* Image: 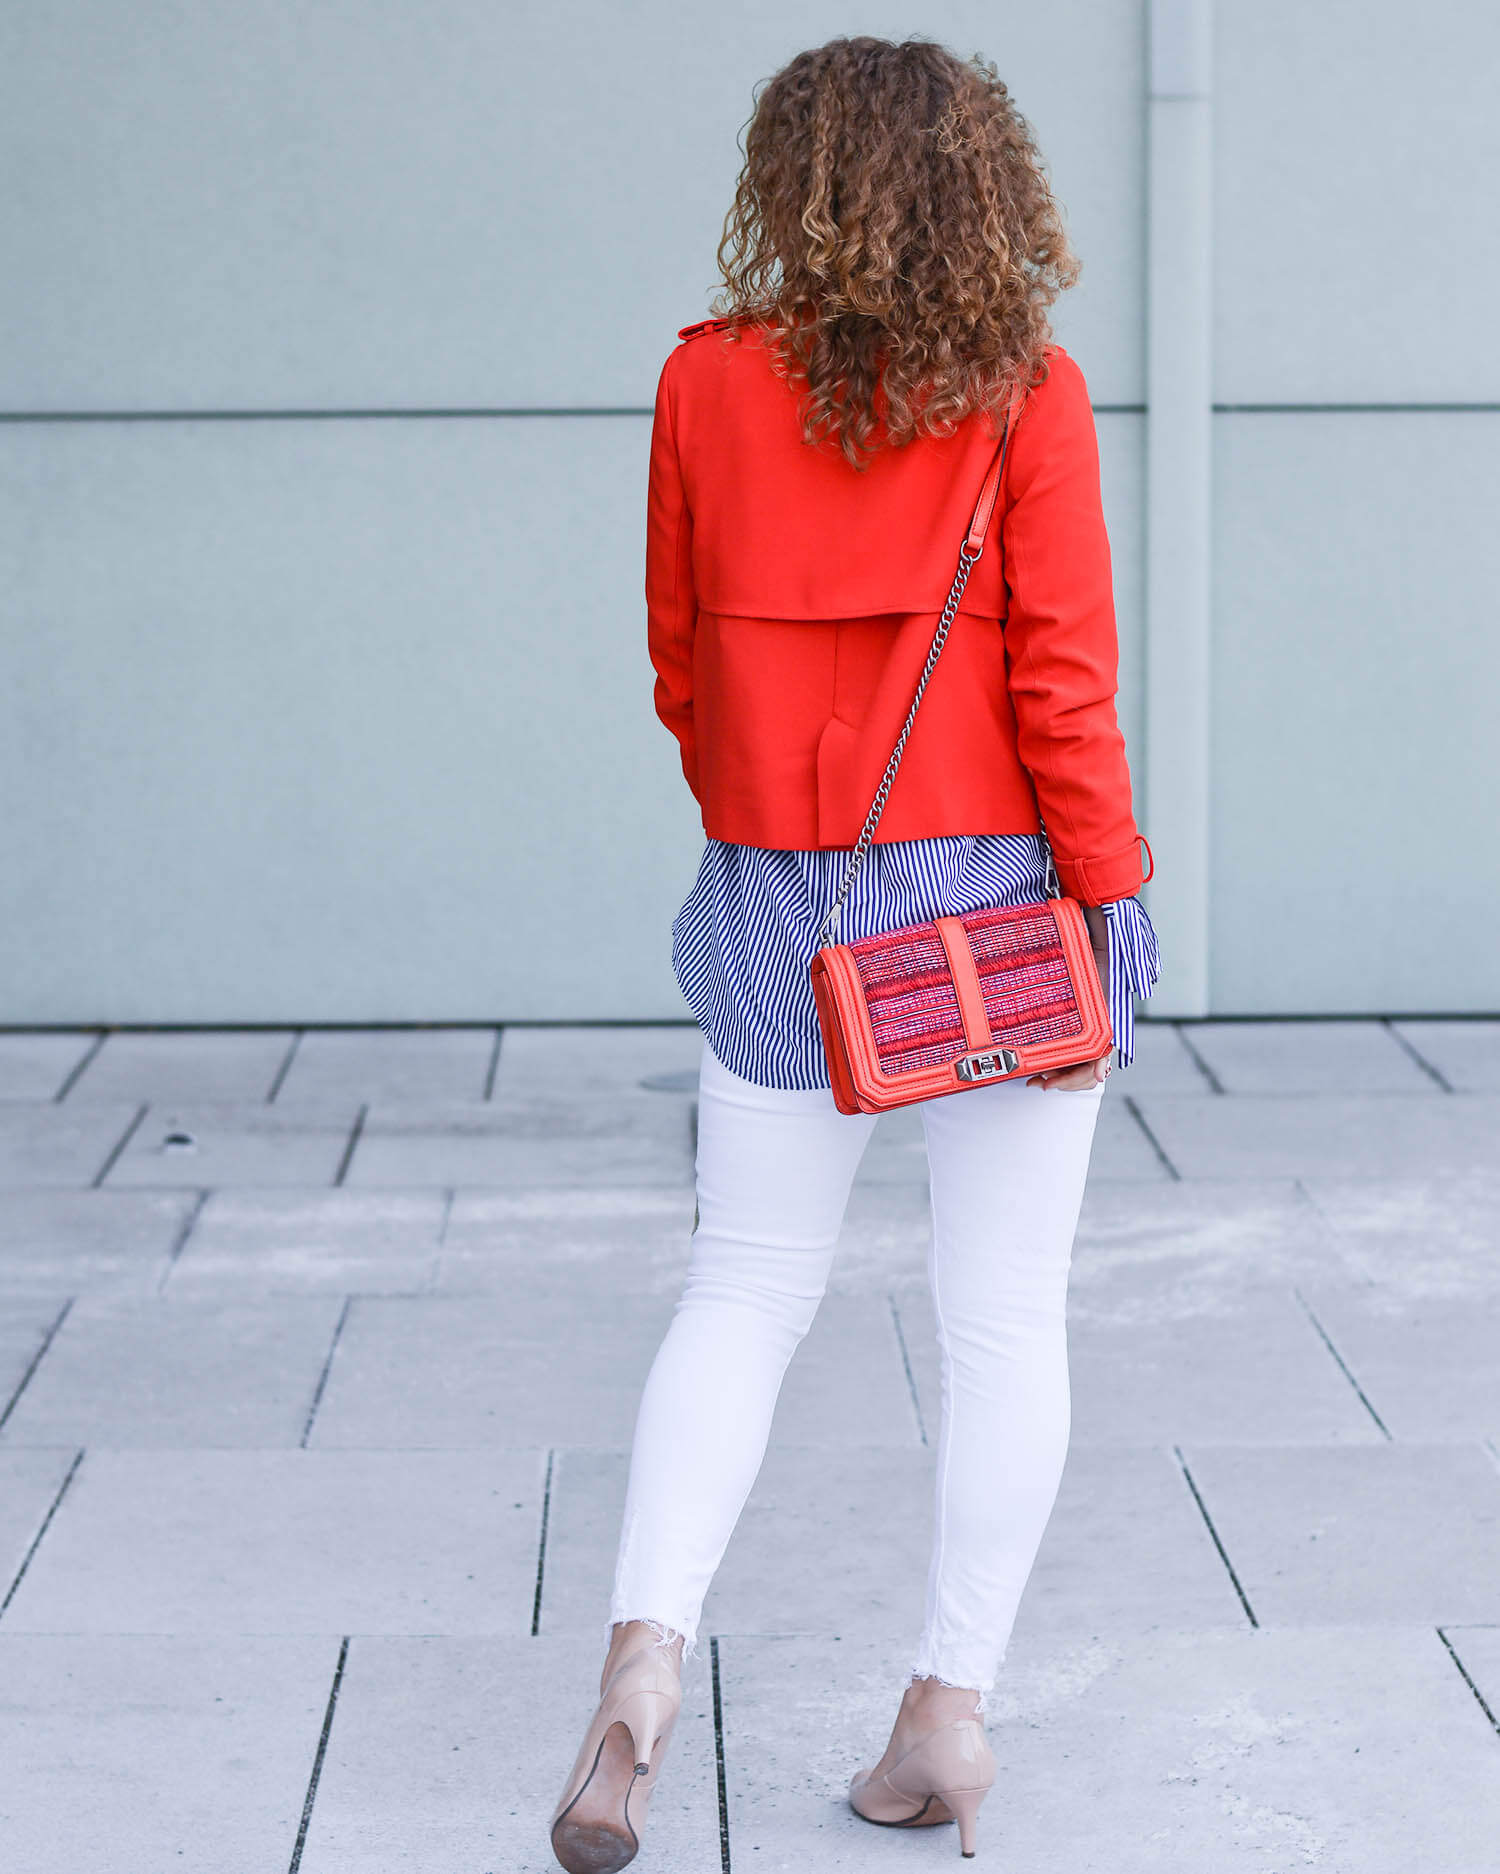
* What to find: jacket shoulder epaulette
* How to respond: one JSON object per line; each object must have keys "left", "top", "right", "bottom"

{"left": 677, "top": 316, "right": 732, "bottom": 343}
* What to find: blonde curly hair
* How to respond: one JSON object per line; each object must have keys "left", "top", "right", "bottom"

{"left": 712, "top": 35, "right": 1080, "bottom": 468}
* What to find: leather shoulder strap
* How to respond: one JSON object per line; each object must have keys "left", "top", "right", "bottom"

{"left": 962, "top": 427, "right": 1011, "bottom": 556}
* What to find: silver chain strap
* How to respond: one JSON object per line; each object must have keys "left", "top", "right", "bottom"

{"left": 813, "top": 425, "right": 1059, "bottom": 952}
{"left": 814, "top": 541, "right": 977, "bottom": 950}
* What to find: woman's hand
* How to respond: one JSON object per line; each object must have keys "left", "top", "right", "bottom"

{"left": 1026, "top": 903, "right": 1114, "bottom": 1090}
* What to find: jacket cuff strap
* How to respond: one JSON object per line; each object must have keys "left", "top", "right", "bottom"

{"left": 1055, "top": 838, "right": 1149, "bottom": 904}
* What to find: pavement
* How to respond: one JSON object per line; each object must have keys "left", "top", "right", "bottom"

{"left": 0, "top": 1016, "right": 1498, "bottom": 1872}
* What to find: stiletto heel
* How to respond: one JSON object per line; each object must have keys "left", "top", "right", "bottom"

{"left": 615, "top": 1686, "right": 676, "bottom": 1775}
{"left": 849, "top": 1715, "right": 996, "bottom": 1857}
{"left": 939, "top": 1782, "right": 986, "bottom": 1857}
{"left": 550, "top": 1640, "right": 683, "bottom": 1874}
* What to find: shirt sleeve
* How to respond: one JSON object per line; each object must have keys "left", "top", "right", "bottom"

{"left": 1001, "top": 349, "right": 1147, "bottom": 904}
{"left": 1099, "top": 895, "right": 1161, "bottom": 1068}
{"left": 645, "top": 347, "right": 700, "bottom": 797}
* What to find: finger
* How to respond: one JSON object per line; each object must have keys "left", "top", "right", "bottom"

{"left": 1027, "top": 1064, "right": 1101, "bottom": 1091}
{"left": 1027, "top": 1054, "right": 1112, "bottom": 1091}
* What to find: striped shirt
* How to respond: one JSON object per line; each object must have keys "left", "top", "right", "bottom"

{"left": 671, "top": 834, "right": 1160, "bottom": 1092}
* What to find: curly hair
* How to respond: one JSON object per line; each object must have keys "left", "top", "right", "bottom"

{"left": 711, "top": 36, "right": 1080, "bottom": 469}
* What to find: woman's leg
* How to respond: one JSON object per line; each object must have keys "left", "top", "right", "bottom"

{"left": 607, "top": 1039, "right": 878, "bottom": 1655}
{"left": 911, "top": 1075, "right": 1105, "bottom": 1704}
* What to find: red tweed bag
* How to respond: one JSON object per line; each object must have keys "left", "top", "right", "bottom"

{"left": 811, "top": 899, "right": 1112, "bottom": 1115}
{"left": 809, "top": 419, "right": 1114, "bottom": 1116}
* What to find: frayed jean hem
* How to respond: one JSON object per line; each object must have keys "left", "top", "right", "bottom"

{"left": 906, "top": 1655, "right": 995, "bottom": 1718}
{"left": 604, "top": 1609, "right": 699, "bottom": 1666}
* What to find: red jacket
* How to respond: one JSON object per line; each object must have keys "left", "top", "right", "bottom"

{"left": 646, "top": 318, "right": 1150, "bottom": 904}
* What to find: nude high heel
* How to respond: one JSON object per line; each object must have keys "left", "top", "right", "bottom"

{"left": 550, "top": 1640, "right": 683, "bottom": 1874}
{"left": 849, "top": 1716, "right": 997, "bottom": 1858}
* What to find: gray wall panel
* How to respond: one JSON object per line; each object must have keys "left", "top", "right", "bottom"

{"left": 0, "top": 407, "right": 1144, "bottom": 1024}
{"left": 0, "top": 2, "right": 1144, "bottom": 413}
{"left": 1216, "top": 1, "right": 1500, "bottom": 402}
{"left": 1211, "top": 412, "right": 1500, "bottom": 1011}
{"left": 1097, "top": 414, "right": 1147, "bottom": 783}
{"left": 0, "top": 414, "right": 703, "bottom": 1022}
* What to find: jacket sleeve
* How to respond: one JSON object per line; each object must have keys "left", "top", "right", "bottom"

{"left": 1000, "top": 349, "right": 1147, "bottom": 903}
{"left": 645, "top": 348, "right": 700, "bottom": 798}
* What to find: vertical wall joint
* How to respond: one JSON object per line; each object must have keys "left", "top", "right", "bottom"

{"left": 1144, "top": 0, "right": 1213, "bottom": 1015}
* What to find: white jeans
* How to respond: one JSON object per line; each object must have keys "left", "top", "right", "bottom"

{"left": 608, "top": 1039, "right": 1104, "bottom": 1699}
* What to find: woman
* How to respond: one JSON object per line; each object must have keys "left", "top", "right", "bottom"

{"left": 551, "top": 35, "right": 1159, "bottom": 1871}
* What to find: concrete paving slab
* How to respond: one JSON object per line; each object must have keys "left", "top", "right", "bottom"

{"left": 0, "top": 1031, "right": 97, "bottom": 1100}
{"left": 1181, "top": 1442, "right": 1500, "bottom": 1625}
{"left": 716, "top": 1630, "right": 936, "bottom": 1874}
{"left": 1067, "top": 1244, "right": 1334, "bottom": 1328}
{"left": 431, "top": 1248, "right": 685, "bottom": 1311}
{"left": 0, "top": 1296, "right": 344, "bottom": 1447}
{"left": 104, "top": 1100, "right": 361, "bottom": 1187}
{"left": 436, "top": 1186, "right": 696, "bottom": 1296}
{"left": 0, "top": 1448, "right": 80, "bottom": 1599}
{"left": 296, "top": 1634, "right": 722, "bottom": 1873}
{"left": 0, "top": 1298, "right": 72, "bottom": 1420}
{"left": 493, "top": 1023, "right": 704, "bottom": 1099}
{"left": 2, "top": 1448, "right": 543, "bottom": 1635}
{"left": 308, "top": 1290, "right": 916, "bottom": 1451}
{"left": 871, "top": 1180, "right": 1348, "bottom": 1315}
{"left": 851, "top": 1089, "right": 1169, "bottom": 1188}
{"left": 1299, "top": 1169, "right": 1500, "bottom": 1297}
{"left": 347, "top": 1097, "right": 695, "bottom": 1188}
{"left": 0, "top": 1634, "right": 336, "bottom": 1874}
{"left": 895, "top": 1285, "right": 1382, "bottom": 1446}
{"left": 0, "top": 1188, "right": 196, "bottom": 1298}
{"left": 773, "top": 1295, "right": 923, "bottom": 1448}
{"left": 1176, "top": 1019, "right": 1439, "bottom": 1094}
{"left": 1089, "top": 1094, "right": 1175, "bottom": 1180}
{"left": 882, "top": 1180, "right": 1344, "bottom": 1323}
{"left": 531, "top": 1447, "right": 628, "bottom": 1635}
{"left": 1134, "top": 1094, "right": 1500, "bottom": 1181}
{"left": 0, "top": 1100, "right": 141, "bottom": 1187}
{"left": 1297, "top": 1285, "right": 1500, "bottom": 1440}
{"left": 851, "top": 1105, "right": 928, "bottom": 1186}
{"left": 1068, "top": 1293, "right": 1383, "bottom": 1445}
{"left": 1392, "top": 1019, "right": 1500, "bottom": 1091}
{"left": 1443, "top": 1625, "right": 1500, "bottom": 1727}
{"left": 1012, "top": 1444, "right": 1251, "bottom": 1636}
{"left": 834, "top": 1173, "right": 1280, "bottom": 1294}
{"left": 669, "top": 1444, "right": 1245, "bottom": 1640}
{"left": 827, "top": 1184, "right": 934, "bottom": 1293}
{"left": 538, "top": 1443, "right": 1245, "bottom": 1643}
{"left": 1070, "top": 1178, "right": 1353, "bottom": 1309}
{"left": 276, "top": 1026, "right": 498, "bottom": 1102}
{"left": 1117, "top": 1020, "right": 1216, "bottom": 1093}
{"left": 67, "top": 1029, "right": 296, "bottom": 1102}
{"left": 715, "top": 1625, "right": 1500, "bottom": 1872}
{"left": 978, "top": 1625, "right": 1500, "bottom": 1872}
{"left": 308, "top": 1293, "right": 676, "bottom": 1448}
{"left": 165, "top": 1188, "right": 444, "bottom": 1296}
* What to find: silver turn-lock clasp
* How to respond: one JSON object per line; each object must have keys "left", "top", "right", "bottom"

{"left": 955, "top": 1048, "right": 1021, "bottom": 1082}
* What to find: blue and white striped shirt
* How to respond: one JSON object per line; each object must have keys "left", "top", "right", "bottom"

{"left": 671, "top": 834, "right": 1160, "bottom": 1092}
